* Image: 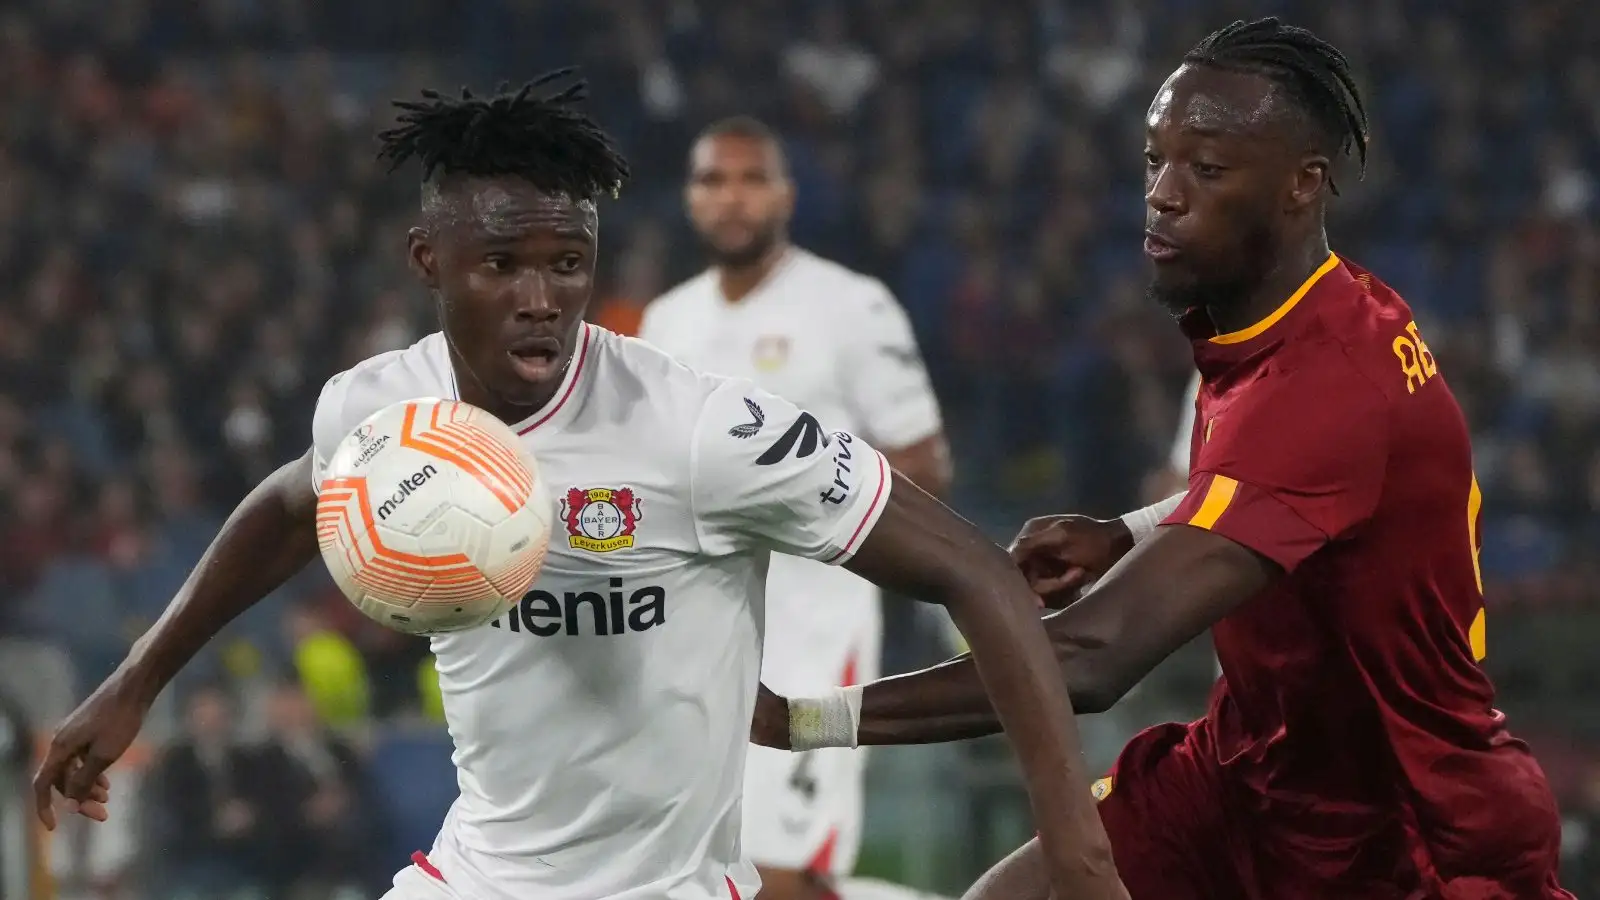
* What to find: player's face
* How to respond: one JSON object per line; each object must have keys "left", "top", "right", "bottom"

{"left": 1142, "top": 65, "right": 1302, "bottom": 315}
{"left": 408, "top": 178, "right": 597, "bottom": 412}
{"left": 685, "top": 134, "right": 794, "bottom": 267}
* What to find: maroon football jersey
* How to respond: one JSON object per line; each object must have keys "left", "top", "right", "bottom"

{"left": 1165, "top": 254, "right": 1567, "bottom": 895}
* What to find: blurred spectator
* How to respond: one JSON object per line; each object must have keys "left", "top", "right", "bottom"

{"left": 254, "top": 682, "right": 379, "bottom": 899}
{"left": 285, "top": 602, "right": 371, "bottom": 731}
{"left": 145, "top": 685, "right": 268, "bottom": 900}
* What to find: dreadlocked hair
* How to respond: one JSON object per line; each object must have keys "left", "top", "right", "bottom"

{"left": 377, "top": 68, "right": 630, "bottom": 201}
{"left": 1185, "top": 17, "right": 1369, "bottom": 194}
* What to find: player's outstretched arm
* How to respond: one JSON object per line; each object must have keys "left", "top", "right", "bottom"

{"left": 33, "top": 449, "right": 320, "bottom": 828}
{"left": 692, "top": 381, "right": 1122, "bottom": 898}
{"left": 774, "top": 356, "right": 1389, "bottom": 749}
{"left": 840, "top": 475, "right": 1124, "bottom": 897}
{"left": 840, "top": 523, "right": 1277, "bottom": 746}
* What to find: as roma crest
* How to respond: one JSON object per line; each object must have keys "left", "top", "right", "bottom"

{"left": 561, "top": 487, "right": 641, "bottom": 553}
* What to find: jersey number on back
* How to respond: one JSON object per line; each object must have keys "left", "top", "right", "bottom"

{"left": 789, "top": 752, "right": 819, "bottom": 802}
{"left": 1467, "top": 474, "right": 1486, "bottom": 662}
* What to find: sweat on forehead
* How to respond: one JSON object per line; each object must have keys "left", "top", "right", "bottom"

{"left": 1149, "top": 65, "right": 1304, "bottom": 142}
{"left": 420, "top": 177, "right": 598, "bottom": 234}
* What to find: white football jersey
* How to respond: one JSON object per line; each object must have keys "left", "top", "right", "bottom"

{"left": 310, "top": 324, "right": 893, "bottom": 900}
{"left": 639, "top": 247, "right": 939, "bottom": 696}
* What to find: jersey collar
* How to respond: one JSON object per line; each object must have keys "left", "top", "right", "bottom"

{"left": 714, "top": 246, "right": 801, "bottom": 307}
{"left": 1186, "top": 253, "right": 1347, "bottom": 377}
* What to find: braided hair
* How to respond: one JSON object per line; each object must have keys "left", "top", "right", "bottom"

{"left": 377, "top": 68, "right": 630, "bottom": 203}
{"left": 1185, "top": 17, "right": 1369, "bottom": 194}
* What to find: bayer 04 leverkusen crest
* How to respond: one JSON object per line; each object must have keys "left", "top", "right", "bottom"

{"left": 561, "top": 487, "right": 641, "bottom": 553}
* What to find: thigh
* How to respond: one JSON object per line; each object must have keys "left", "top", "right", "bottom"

{"left": 742, "top": 744, "right": 862, "bottom": 874}
{"left": 1094, "top": 722, "right": 1244, "bottom": 900}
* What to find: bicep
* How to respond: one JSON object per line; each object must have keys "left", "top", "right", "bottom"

{"left": 282, "top": 448, "right": 319, "bottom": 517}
{"left": 882, "top": 432, "right": 952, "bottom": 496}
{"left": 843, "top": 471, "right": 1012, "bottom": 602}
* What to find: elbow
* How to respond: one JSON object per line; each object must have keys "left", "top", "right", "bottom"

{"left": 1044, "top": 619, "right": 1134, "bottom": 715}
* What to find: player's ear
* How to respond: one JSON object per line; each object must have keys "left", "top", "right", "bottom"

{"left": 1290, "top": 153, "right": 1331, "bottom": 210}
{"left": 408, "top": 227, "right": 440, "bottom": 289}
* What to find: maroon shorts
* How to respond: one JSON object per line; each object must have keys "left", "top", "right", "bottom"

{"left": 1093, "top": 721, "right": 1571, "bottom": 899}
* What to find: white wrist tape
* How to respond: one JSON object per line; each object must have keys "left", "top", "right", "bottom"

{"left": 788, "top": 685, "right": 863, "bottom": 751}
{"left": 1119, "top": 492, "right": 1187, "bottom": 544}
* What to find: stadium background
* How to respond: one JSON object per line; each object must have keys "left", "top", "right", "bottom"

{"left": 2, "top": 0, "right": 1599, "bottom": 897}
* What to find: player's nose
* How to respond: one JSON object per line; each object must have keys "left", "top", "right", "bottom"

{"left": 1145, "top": 163, "right": 1185, "bottom": 215}
{"left": 510, "top": 280, "right": 560, "bottom": 320}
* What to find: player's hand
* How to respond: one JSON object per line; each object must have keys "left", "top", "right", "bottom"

{"left": 33, "top": 672, "right": 154, "bottom": 830}
{"left": 750, "top": 683, "right": 791, "bottom": 750}
{"left": 1008, "top": 515, "right": 1134, "bottom": 607}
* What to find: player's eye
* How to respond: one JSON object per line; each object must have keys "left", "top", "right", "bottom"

{"left": 551, "top": 253, "right": 584, "bottom": 275}
{"left": 1193, "top": 162, "right": 1225, "bottom": 179}
{"left": 483, "top": 254, "right": 515, "bottom": 273}
{"left": 1144, "top": 151, "right": 1161, "bottom": 169}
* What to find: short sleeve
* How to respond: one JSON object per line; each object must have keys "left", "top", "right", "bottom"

{"left": 1162, "top": 365, "right": 1389, "bottom": 572}
{"left": 839, "top": 282, "right": 943, "bottom": 450}
{"left": 692, "top": 379, "right": 893, "bottom": 564}
{"left": 309, "top": 371, "right": 356, "bottom": 490}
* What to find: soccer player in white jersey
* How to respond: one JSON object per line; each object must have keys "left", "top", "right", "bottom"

{"left": 639, "top": 117, "right": 951, "bottom": 900}
{"left": 32, "top": 74, "right": 1127, "bottom": 900}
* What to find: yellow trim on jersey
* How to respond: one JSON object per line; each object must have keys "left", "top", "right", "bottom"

{"left": 1090, "top": 776, "right": 1114, "bottom": 801}
{"left": 1468, "top": 608, "right": 1486, "bottom": 662}
{"left": 1209, "top": 253, "right": 1340, "bottom": 345}
{"left": 1187, "top": 475, "right": 1239, "bottom": 530}
{"left": 1467, "top": 476, "right": 1483, "bottom": 594}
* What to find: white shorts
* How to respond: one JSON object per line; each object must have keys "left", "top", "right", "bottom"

{"left": 741, "top": 742, "right": 867, "bottom": 875}
{"left": 381, "top": 850, "right": 756, "bottom": 900}
{"left": 743, "top": 555, "right": 881, "bottom": 875}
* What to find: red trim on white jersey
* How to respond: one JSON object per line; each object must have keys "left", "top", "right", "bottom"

{"left": 411, "top": 850, "right": 446, "bottom": 883}
{"left": 824, "top": 450, "right": 890, "bottom": 564}
{"left": 516, "top": 323, "right": 594, "bottom": 436}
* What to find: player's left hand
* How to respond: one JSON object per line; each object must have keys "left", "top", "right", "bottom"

{"left": 750, "top": 683, "right": 791, "bottom": 749}
{"left": 1008, "top": 515, "right": 1133, "bottom": 607}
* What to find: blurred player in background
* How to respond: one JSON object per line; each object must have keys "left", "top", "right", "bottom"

{"left": 33, "top": 75, "right": 1124, "bottom": 900}
{"left": 640, "top": 117, "right": 953, "bottom": 900}
{"left": 760, "top": 18, "right": 1573, "bottom": 899}
{"left": 1148, "top": 371, "right": 1199, "bottom": 500}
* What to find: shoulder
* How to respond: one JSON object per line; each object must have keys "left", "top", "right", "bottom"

{"left": 640, "top": 270, "right": 716, "bottom": 329}
{"left": 581, "top": 326, "right": 735, "bottom": 449}
{"left": 787, "top": 249, "right": 899, "bottom": 318}
{"left": 313, "top": 334, "right": 451, "bottom": 446}
{"left": 1293, "top": 258, "right": 1427, "bottom": 405}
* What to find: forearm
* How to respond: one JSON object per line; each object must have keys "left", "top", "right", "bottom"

{"left": 123, "top": 452, "right": 320, "bottom": 696}
{"left": 853, "top": 622, "right": 1107, "bottom": 746}
{"left": 939, "top": 554, "right": 1114, "bottom": 886}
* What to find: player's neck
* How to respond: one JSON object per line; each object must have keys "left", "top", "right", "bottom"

{"left": 448, "top": 347, "right": 565, "bottom": 425}
{"left": 716, "top": 242, "right": 790, "bottom": 304}
{"left": 1208, "top": 237, "right": 1331, "bottom": 335}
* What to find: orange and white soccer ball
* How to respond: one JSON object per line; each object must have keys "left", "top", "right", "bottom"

{"left": 315, "top": 399, "right": 552, "bottom": 635}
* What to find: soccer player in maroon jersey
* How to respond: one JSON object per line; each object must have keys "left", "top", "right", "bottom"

{"left": 752, "top": 18, "right": 1572, "bottom": 899}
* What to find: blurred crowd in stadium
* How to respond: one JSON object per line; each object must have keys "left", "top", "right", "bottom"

{"left": 3, "top": 0, "right": 1600, "bottom": 897}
